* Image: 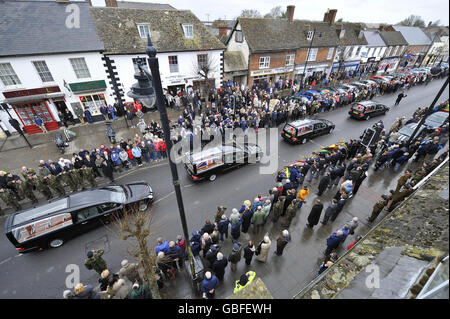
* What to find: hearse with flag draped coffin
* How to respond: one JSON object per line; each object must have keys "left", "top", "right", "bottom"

{"left": 281, "top": 118, "right": 335, "bottom": 144}
{"left": 185, "top": 144, "right": 263, "bottom": 181}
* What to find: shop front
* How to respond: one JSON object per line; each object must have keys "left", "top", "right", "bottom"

{"left": 164, "top": 75, "right": 187, "bottom": 96}
{"left": 68, "top": 80, "right": 108, "bottom": 122}
{"left": 378, "top": 57, "right": 400, "bottom": 72}
{"left": 249, "top": 66, "right": 294, "bottom": 88}
{"left": 2, "top": 86, "right": 64, "bottom": 134}
{"left": 330, "top": 60, "right": 361, "bottom": 73}
{"left": 294, "top": 62, "right": 331, "bottom": 82}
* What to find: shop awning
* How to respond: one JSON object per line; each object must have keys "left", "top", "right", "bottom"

{"left": 2, "top": 91, "right": 65, "bottom": 104}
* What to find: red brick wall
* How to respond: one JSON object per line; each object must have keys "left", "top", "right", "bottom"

{"left": 249, "top": 51, "right": 297, "bottom": 71}
{"left": 295, "top": 47, "right": 335, "bottom": 64}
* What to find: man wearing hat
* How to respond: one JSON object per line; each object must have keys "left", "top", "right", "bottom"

{"left": 233, "top": 271, "right": 256, "bottom": 294}
{"left": 388, "top": 184, "right": 414, "bottom": 211}
{"left": 395, "top": 169, "right": 412, "bottom": 193}
{"left": 201, "top": 271, "right": 219, "bottom": 299}
{"left": 119, "top": 259, "right": 140, "bottom": 283}
{"left": 228, "top": 242, "right": 242, "bottom": 271}
{"left": 84, "top": 249, "right": 107, "bottom": 275}
{"left": 367, "top": 194, "right": 389, "bottom": 222}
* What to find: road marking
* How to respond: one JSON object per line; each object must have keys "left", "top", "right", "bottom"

{"left": 153, "top": 191, "right": 175, "bottom": 204}
{"left": 0, "top": 257, "right": 12, "bottom": 266}
{"left": 309, "top": 140, "right": 325, "bottom": 148}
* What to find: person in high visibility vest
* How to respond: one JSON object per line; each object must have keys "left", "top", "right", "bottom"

{"left": 233, "top": 271, "right": 256, "bottom": 294}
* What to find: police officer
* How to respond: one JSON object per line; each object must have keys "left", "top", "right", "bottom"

{"left": 367, "top": 194, "right": 389, "bottom": 222}
{"left": 84, "top": 249, "right": 107, "bottom": 275}
{"left": 233, "top": 271, "right": 256, "bottom": 294}
{"left": 0, "top": 188, "right": 22, "bottom": 212}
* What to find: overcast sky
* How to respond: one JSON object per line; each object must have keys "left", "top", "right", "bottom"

{"left": 117, "top": 0, "right": 449, "bottom": 25}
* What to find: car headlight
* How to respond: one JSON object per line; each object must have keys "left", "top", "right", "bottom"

{"left": 148, "top": 194, "right": 153, "bottom": 199}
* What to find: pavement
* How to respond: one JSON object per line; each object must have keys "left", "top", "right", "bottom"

{"left": 0, "top": 78, "right": 448, "bottom": 299}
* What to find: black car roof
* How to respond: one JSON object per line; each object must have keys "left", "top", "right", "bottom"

{"left": 7, "top": 188, "right": 121, "bottom": 229}
{"left": 287, "top": 119, "right": 325, "bottom": 127}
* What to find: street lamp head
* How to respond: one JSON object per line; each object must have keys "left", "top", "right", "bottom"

{"left": 146, "top": 33, "right": 157, "bottom": 58}
{"left": 127, "top": 68, "right": 156, "bottom": 108}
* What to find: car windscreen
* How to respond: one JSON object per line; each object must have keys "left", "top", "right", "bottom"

{"left": 426, "top": 113, "right": 448, "bottom": 126}
{"left": 283, "top": 124, "right": 296, "bottom": 134}
{"left": 100, "top": 185, "right": 127, "bottom": 203}
{"left": 398, "top": 126, "right": 415, "bottom": 137}
{"left": 351, "top": 104, "right": 366, "bottom": 111}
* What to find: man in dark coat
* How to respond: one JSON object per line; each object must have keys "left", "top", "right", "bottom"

{"left": 241, "top": 208, "right": 254, "bottom": 233}
{"left": 306, "top": 199, "right": 324, "bottom": 228}
{"left": 321, "top": 199, "right": 338, "bottom": 225}
{"left": 394, "top": 92, "right": 406, "bottom": 106}
{"left": 325, "top": 230, "right": 344, "bottom": 256}
{"left": 317, "top": 172, "right": 331, "bottom": 196}
{"left": 243, "top": 241, "right": 255, "bottom": 266}
{"left": 330, "top": 194, "right": 347, "bottom": 222}
{"left": 212, "top": 252, "right": 228, "bottom": 281}
{"left": 101, "top": 160, "right": 114, "bottom": 183}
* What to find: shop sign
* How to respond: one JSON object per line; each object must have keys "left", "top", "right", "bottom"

{"left": 3, "top": 86, "right": 61, "bottom": 99}
{"left": 250, "top": 66, "right": 294, "bottom": 77}
{"left": 69, "top": 80, "right": 106, "bottom": 93}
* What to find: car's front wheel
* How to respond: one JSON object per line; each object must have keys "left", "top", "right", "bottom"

{"left": 301, "top": 138, "right": 308, "bottom": 144}
{"left": 138, "top": 199, "right": 149, "bottom": 211}
{"left": 49, "top": 238, "right": 64, "bottom": 249}
{"left": 328, "top": 127, "right": 334, "bottom": 134}
{"left": 209, "top": 174, "right": 217, "bottom": 182}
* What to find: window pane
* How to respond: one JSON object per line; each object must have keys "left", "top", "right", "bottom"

{"left": 70, "top": 58, "right": 91, "bottom": 79}
{"left": 32, "top": 61, "right": 54, "bottom": 82}
{"left": 0, "top": 63, "right": 21, "bottom": 86}
{"left": 169, "top": 56, "right": 178, "bottom": 73}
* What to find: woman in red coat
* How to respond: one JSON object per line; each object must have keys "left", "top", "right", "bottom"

{"left": 126, "top": 145, "right": 135, "bottom": 166}
{"left": 159, "top": 140, "right": 167, "bottom": 158}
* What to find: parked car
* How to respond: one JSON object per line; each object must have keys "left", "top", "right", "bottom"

{"left": 281, "top": 118, "right": 335, "bottom": 144}
{"left": 328, "top": 86, "right": 347, "bottom": 94}
{"left": 394, "top": 123, "right": 427, "bottom": 144}
{"left": 370, "top": 75, "right": 391, "bottom": 83}
{"left": 359, "top": 79, "right": 377, "bottom": 86}
{"left": 348, "top": 100, "right": 389, "bottom": 120}
{"left": 294, "top": 90, "right": 320, "bottom": 101}
{"left": 424, "top": 111, "right": 449, "bottom": 131}
{"left": 5, "top": 182, "right": 154, "bottom": 253}
{"left": 185, "top": 143, "right": 263, "bottom": 182}
{"left": 339, "top": 84, "right": 358, "bottom": 91}
{"left": 350, "top": 82, "right": 368, "bottom": 90}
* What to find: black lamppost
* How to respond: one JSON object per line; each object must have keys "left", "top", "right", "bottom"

{"left": 301, "top": 28, "right": 316, "bottom": 90}
{"left": 128, "top": 35, "right": 197, "bottom": 285}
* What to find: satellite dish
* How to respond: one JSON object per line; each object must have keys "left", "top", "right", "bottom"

{"left": 430, "top": 66, "right": 442, "bottom": 77}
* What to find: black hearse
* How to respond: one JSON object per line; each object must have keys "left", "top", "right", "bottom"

{"left": 281, "top": 118, "right": 335, "bottom": 144}
{"left": 185, "top": 144, "right": 263, "bottom": 181}
{"left": 5, "top": 182, "right": 153, "bottom": 253}
{"left": 348, "top": 100, "right": 389, "bottom": 120}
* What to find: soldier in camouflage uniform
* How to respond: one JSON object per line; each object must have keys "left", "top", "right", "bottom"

{"left": 61, "top": 171, "right": 78, "bottom": 193}
{"left": 70, "top": 169, "right": 84, "bottom": 191}
{"left": 214, "top": 206, "right": 227, "bottom": 224}
{"left": 81, "top": 166, "right": 97, "bottom": 188}
{"left": 271, "top": 196, "right": 286, "bottom": 223}
{"left": 281, "top": 199, "right": 297, "bottom": 229}
{"left": 0, "top": 188, "right": 22, "bottom": 212}
{"left": 48, "top": 174, "right": 66, "bottom": 197}
{"left": 34, "top": 175, "right": 53, "bottom": 200}
{"left": 15, "top": 179, "right": 38, "bottom": 204}
{"left": 84, "top": 249, "right": 107, "bottom": 275}
{"left": 37, "top": 165, "right": 51, "bottom": 179}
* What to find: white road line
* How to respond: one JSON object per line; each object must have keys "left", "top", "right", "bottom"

{"left": 0, "top": 257, "right": 12, "bottom": 266}
{"left": 309, "top": 140, "right": 325, "bottom": 148}
{"left": 153, "top": 191, "right": 175, "bottom": 204}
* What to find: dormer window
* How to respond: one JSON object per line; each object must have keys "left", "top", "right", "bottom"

{"left": 182, "top": 24, "right": 194, "bottom": 39}
{"left": 339, "top": 29, "right": 345, "bottom": 39}
{"left": 307, "top": 31, "right": 314, "bottom": 41}
{"left": 137, "top": 24, "right": 150, "bottom": 39}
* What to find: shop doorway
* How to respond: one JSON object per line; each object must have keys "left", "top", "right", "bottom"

{"left": 13, "top": 101, "right": 58, "bottom": 134}
{"left": 167, "top": 84, "right": 186, "bottom": 96}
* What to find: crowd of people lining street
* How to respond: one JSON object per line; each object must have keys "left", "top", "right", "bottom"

{"left": 1, "top": 64, "right": 448, "bottom": 299}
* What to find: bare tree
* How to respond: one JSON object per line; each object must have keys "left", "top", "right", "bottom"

{"left": 192, "top": 53, "right": 219, "bottom": 108}
{"left": 239, "top": 9, "right": 262, "bottom": 18}
{"left": 263, "top": 6, "right": 286, "bottom": 19}
{"left": 113, "top": 205, "right": 162, "bottom": 299}
{"left": 397, "top": 15, "right": 425, "bottom": 27}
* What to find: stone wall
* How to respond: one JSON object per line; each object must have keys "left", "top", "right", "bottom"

{"left": 296, "top": 161, "right": 449, "bottom": 299}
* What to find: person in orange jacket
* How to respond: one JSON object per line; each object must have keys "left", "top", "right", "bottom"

{"left": 296, "top": 185, "right": 310, "bottom": 209}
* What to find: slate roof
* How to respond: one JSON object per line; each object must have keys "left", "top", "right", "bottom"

{"left": 234, "top": 18, "right": 340, "bottom": 53}
{"left": 0, "top": 0, "right": 104, "bottom": 57}
{"left": 116, "top": 1, "right": 175, "bottom": 10}
{"left": 90, "top": 7, "right": 226, "bottom": 54}
{"left": 363, "top": 30, "right": 387, "bottom": 47}
{"left": 379, "top": 31, "right": 408, "bottom": 46}
{"left": 334, "top": 22, "right": 368, "bottom": 46}
{"left": 392, "top": 26, "right": 432, "bottom": 46}
{"left": 224, "top": 51, "right": 247, "bottom": 72}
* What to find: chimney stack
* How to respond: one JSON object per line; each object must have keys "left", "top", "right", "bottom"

{"left": 105, "top": 0, "right": 118, "bottom": 7}
{"left": 323, "top": 9, "right": 337, "bottom": 25}
{"left": 286, "top": 5, "right": 295, "bottom": 23}
{"left": 428, "top": 21, "right": 433, "bottom": 27}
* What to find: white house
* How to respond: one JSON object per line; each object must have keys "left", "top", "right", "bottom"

{"left": 362, "top": 30, "right": 388, "bottom": 70}
{"left": 0, "top": 0, "right": 114, "bottom": 135}
{"left": 331, "top": 23, "right": 368, "bottom": 73}
{"left": 89, "top": 6, "right": 225, "bottom": 105}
